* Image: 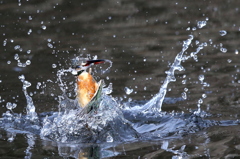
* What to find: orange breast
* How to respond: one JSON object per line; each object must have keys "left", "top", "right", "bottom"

{"left": 76, "top": 71, "right": 98, "bottom": 108}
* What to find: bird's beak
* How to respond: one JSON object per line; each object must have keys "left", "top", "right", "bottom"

{"left": 82, "top": 59, "right": 105, "bottom": 66}
{"left": 72, "top": 59, "right": 106, "bottom": 76}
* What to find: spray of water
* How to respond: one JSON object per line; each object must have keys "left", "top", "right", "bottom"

{"left": 19, "top": 75, "right": 38, "bottom": 121}
{"left": 132, "top": 35, "right": 194, "bottom": 112}
{"left": 132, "top": 34, "right": 208, "bottom": 113}
{"left": 0, "top": 19, "right": 219, "bottom": 152}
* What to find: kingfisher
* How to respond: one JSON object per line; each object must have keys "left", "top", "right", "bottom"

{"left": 72, "top": 58, "right": 105, "bottom": 114}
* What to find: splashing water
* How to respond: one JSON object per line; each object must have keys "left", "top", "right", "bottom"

{"left": 133, "top": 35, "right": 194, "bottom": 112}
{"left": 1, "top": 20, "right": 233, "bottom": 159}
{"left": 0, "top": 35, "right": 214, "bottom": 146}
{"left": 19, "top": 75, "right": 38, "bottom": 121}
{"left": 40, "top": 93, "right": 138, "bottom": 143}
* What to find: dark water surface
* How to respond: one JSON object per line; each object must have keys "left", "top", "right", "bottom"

{"left": 1, "top": 0, "right": 240, "bottom": 158}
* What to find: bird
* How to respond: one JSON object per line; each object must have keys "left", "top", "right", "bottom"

{"left": 72, "top": 58, "right": 105, "bottom": 114}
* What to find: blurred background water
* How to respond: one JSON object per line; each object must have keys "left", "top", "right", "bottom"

{"left": 1, "top": 0, "right": 240, "bottom": 158}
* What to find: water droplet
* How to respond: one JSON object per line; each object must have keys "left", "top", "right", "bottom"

{"left": 124, "top": 87, "right": 133, "bottom": 95}
{"left": 7, "top": 61, "right": 11, "bottom": 64}
{"left": 198, "top": 74, "right": 204, "bottom": 81}
{"left": 190, "top": 53, "right": 198, "bottom": 62}
{"left": 3, "top": 39, "right": 7, "bottom": 46}
{"left": 23, "top": 81, "right": 31, "bottom": 88}
{"left": 195, "top": 40, "right": 199, "bottom": 45}
{"left": 182, "top": 79, "right": 186, "bottom": 84}
{"left": 197, "top": 21, "right": 207, "bottom": 28}
{"left": 36, "top": 82, "right": 41, "bottom": 89}
{"left": 42, "top": 25, "right": 46, "bottom": 30}
{"left": 203, "top": 82, "right": 210, "bottom": 87}
{"left": 26, "top": 60, "right": 31, "bottom": 65}
{"left": 27, "top": 29, "right": 32, "bottom": 35}
{"left": 219, "top": 30, "right": 227, "bottom": 36}
{"left": 106, "top": 134, "right": 113, "bottom": 142}
{"left": 18, "top": 62, "right": 25, "bottom": 67}
{"left": 113, "top": 34, "right": 116, "bottom": 38}
{"left": 27, "top": 50, "right": 31, "bottom": 54}
{"left": 52, "top": 64, "right": 57, "bottom": 68}
{"left": 182, "top": 92, "right": 187, "bottom": 100}
{"left": 202, "top": 94, "right": 207, "bottom": 98}
{"left": 198, "top": 98, "right": 203, "bottom": 104}
{"left": 227, "top": 59, "right": 232, "bottom": 63}
{"left": 18, "top": 75, "right": 25, "bottom": 81}
{"left": 184, "top": 88, "right": 188, "bottom": 92}
{"left": 235, "top": 50, "right": 239, "bottom": 54}
{"left": 47, "top": 43, "right": 53, "bottom": 48}
{"left": 220, "top": 47, "right": 227, "bottom": 53}
{"left": 14, "top": 45, "right": 20, "bottom": 50}
{"left": 6, "top": 102, "right": 17, "bottom": 110}
{"left": 14, "top": 54, "right": 19, "bottom": 60}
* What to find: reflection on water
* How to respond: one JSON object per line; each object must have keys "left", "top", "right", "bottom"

{"left": 1, "top": 0, "right": 240, "bottom": 158}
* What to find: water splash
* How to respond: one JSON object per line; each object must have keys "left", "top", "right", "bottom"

{"left": 139, "top": 35, "right": 194, "bottom": 112}
{"left": 128, "top": 33, "right": 208, "bottom": 113}
{"left": 24, "top": 134, "right": 35, "bottom": 159}
{"left": 194, "top": 73, "right": 210, "bottom": 115}
{"left": 101, "top": 59, "right": 112, "bottom": 74}
{"left": 1, "top": 28, "right": 216, "bottom": 149}
{"left": 56, "top": 68, "right": 73, "bottom": 93}
{"left": 40, "top": 94, "right": 138, "bottom": 143}
{"left": 161, "top": 141, "right": 188, "bottom": 159}
{"left": 19, "top": 75, "right": 38, "bottom": 121}
{"left": 103, "top": 83, "right": 113, "bottom": 95}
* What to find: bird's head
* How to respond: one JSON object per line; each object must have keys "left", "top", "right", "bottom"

{"left": 72, "top": 58, "right": 105, "bottom": 76}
